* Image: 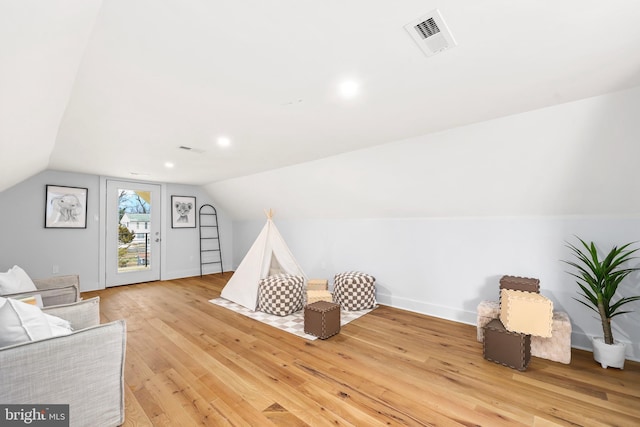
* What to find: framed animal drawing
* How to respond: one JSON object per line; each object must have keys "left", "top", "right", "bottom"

{"left": 45, "top": 185, "right": 88, "bottom": 228}
{"left": 171, "top": 195, "right": 196, "bottom": 228}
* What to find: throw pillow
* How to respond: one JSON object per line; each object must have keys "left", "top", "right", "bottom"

{"left": 0, "top": 265, "right": 38, "bottom": 295}
{"left": 0, "top": 268, "right": 21, "bottom": 294}
{"left": 0, "top": 297, "right": 72, "bottom": 348}
{"left": 43, "top": 312, "right": 73, "bottom": 337}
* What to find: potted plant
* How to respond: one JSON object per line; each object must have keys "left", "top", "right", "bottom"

{"left": 563, "top": 237, "right": 640, "bottom": 369}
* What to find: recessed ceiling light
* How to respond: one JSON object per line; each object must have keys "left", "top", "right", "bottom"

{"left": 339, "top": 80, "right": 359, "bottom": 98}
{"left": 164, "top": 162, "right": 174, "bottom": 168}
{"left": 217, "top": 136, "right": 231, "bottom": 147}
{"left": 282, "top": 99, "right": 303, "bottom": 106}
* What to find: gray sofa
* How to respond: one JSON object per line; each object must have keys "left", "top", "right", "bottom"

{"left": 0, "top": 297, "right": 126, "bottom": 427}
{"left": 1, "top": 274, "right": 80, "bottom": 307}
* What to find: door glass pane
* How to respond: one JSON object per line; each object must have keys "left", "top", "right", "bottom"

{"left": 117, "top": 188, "right": 151, "bottom": 273}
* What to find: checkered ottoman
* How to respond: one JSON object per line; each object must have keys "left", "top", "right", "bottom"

{"left": 257, "top": 274, "right": 305, "bottom": 316}
{"left": 333, "top": 271, "right": 376, "bottom": 311}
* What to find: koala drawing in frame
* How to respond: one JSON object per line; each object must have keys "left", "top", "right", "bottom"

{"left": 175, "top": 201, "right": 193, "bottom": 223}
{"left": 172, "top": 196, "right": 196, "bottom": 228}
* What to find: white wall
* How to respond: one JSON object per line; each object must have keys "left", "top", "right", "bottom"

{"left": 232, "top": 216, "right": 640, "bottom": 360}
{"left": 0, "top": 170, "right": 101, "bottom": 289}
{"left": 162, "top": 183, "right": 233, "bottom": 280}
{"left": 210, "top": 85, "right": 640, "bottom": 361}
{"left": 0, "top": 170, "right": 233, "bottom": 291}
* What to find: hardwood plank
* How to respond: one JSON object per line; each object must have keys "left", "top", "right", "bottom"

{"left": 262, "top": 403, "right": 310, "bottom": 427}
{"left": 84, "top": 274, "right": 640, "bottom": 427}
{"left": 122, "top": 383, "right": 153, "bottom": 427}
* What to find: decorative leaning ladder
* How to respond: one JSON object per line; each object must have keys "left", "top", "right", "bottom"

{"left": 199, "top": 204, "right": 224, "bottom": 276}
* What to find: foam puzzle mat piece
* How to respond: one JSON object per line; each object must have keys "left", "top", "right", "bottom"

{"left": 531, "top": 311, "right": 572, "bottom": 364}
{"left": 483, "top": 319, "right": 531, "bottom": 371}
{"left": 304, "top": 301, "right": 341, "bottom": 339}
{"left": 500, "top": 289, "right": 553, "bottom": 337}
{"left": 499, "top": 275, "right": 540, "bottom": 293}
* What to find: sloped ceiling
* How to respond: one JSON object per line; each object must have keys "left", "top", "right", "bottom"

{"left": 2, "top": 1, "right": 640, "bottom": 192}
{"left": 0, "top": 0, "right": 102, "bottom": 191}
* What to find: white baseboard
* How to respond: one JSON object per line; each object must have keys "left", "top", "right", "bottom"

{"left": 376, "top": 292, "right": 477, "bottom": 325}
{"left": 377, "top": 292, "right": 640, "bottom": 363}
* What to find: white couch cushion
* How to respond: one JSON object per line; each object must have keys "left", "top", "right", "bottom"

{"left": 0, "top": 297, "right": 72, "bottom": 348}
{"left": 42, "top": 297, "right": 100, "bottom": 330}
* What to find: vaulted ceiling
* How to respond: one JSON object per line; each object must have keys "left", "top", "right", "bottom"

{"left": 2, "top": 1, "right": 640, "bottom": 192}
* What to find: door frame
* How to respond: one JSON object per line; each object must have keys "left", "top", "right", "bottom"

{"left": 98, "top": 176, "right": 168, "bottom": 288}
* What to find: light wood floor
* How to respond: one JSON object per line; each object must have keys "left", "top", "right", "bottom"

{"left": 84, "top": 274, "right": 640, "bottom": 426}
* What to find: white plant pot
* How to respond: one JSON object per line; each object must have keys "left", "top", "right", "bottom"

{"left": 592, "top": 337, "right": 626, "bottom": 369}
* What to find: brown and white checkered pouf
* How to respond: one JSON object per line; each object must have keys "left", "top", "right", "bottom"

{"left": 258, "top": 274, "right": 305, "bottom": 316}
{"left": 333, "top": 271, "right": 376, "bottom": 311}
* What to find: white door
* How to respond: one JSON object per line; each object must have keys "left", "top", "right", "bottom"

{"left": 106, "top": 180, "right": 161, "bottom": 286}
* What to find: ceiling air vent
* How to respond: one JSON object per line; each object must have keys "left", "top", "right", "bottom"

{"left": 404, "top": 9, "right": 457, "bottom": 57}
{"left": 178, "top": 145, "right": 205, "bottom": 154}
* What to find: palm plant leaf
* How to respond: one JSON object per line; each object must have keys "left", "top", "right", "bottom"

{"left": 563, "top": 237, "right": 640, "bottom": 344}
{"left": 574, "top": 282, "right": 598, "bottom": 306}
{"left": 609, "top": 296, "right": 640, "bottom": 317}
{"left": 573, "top": 296, "right": 599, "bottom": 314}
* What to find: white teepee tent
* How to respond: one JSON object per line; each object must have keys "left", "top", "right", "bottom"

{"left": 220, "top": 209, "right": 307, "bottom": 310}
